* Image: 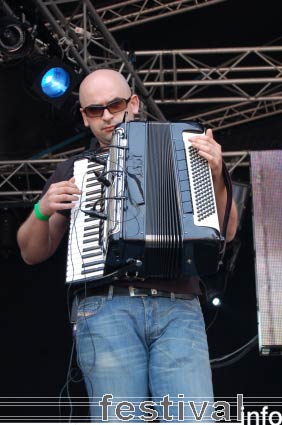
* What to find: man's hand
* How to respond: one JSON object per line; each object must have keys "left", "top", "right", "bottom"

{"left": 189, "top": 128, "right": 223, "bottom": 186}
{"left": 17, "top": 176, "right": 80, "bottom": 264}
{"left": 189, "top": 128, "right": 238, "bottom": 240}
{"left": 39, "top": 177, "right": 81, "bottom": 217}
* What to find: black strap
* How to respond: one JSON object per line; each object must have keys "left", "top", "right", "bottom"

{"left": 219, "top": 160, "right": 233, "bottom": 259}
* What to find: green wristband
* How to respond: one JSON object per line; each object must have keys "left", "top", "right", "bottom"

{"left": 34, "top": 202, "right": 50, "bottom": 221}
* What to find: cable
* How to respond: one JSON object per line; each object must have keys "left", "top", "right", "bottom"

{"left": 58, "top": 337, "right": 76, "bottom": 421}
{"left": 210, "top": 335, "right": 258, "bottom": 369}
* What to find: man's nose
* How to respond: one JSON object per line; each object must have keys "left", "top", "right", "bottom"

{"left": 102, "top": 107, "right": 114, "bottom": 120}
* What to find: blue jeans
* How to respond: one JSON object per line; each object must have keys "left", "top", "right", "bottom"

{"left": 75, "top": 295, "right": 213, "bottom": 422}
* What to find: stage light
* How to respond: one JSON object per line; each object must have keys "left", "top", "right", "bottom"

{"left": 27, "top": 56, "right": 80, "bottom": 108}
{"left": 205, "top": 288, "right": 223, "bottom": 310}
{"left": 40, "top": 67, "right": 71, "bottom": 98}
{"left": 211, "top": 296, "right": 221, "bottom": 307}
{"left": 0, "top": 16, "right": 33, "bottom": 60}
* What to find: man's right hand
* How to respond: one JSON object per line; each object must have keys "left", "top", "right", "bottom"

{"left": 39, "top": 177, "right": 81, "bottom": 217}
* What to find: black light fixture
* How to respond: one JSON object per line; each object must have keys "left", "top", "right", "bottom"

{"left": 0, "top": 16, "right": 33, "bottom": 60}
{"left": 26, "top": 55, "right": 80, "bottom": 108}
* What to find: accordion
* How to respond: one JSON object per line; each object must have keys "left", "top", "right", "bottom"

{"left": 65, "top": 121, "right": 222, "bottom": 287}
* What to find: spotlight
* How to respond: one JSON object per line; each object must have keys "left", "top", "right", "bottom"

{"left": 40, "top": 67, "right": 71, "bottom": 98}
{"left": 27, "top": 56, "right": 80, "bottom": 108}
{"left": 0, "top": 16, "right": 33, "bottom": 60}
{"left": 211, "top": 296, "right": 222, "bottom": 308}
{"left": 205, "top": 288, "right": 223, "bottom": 309}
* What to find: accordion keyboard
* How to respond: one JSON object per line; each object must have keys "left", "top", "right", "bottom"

{"left": 66, "top": 157, "right": 107, "bottom": 285}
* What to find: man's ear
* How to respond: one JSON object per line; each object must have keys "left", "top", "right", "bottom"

{"left": 130, "top": 94, "right": 140, "bottom": 114}
{"left": 80, "top": 108, "right": 89, "bottom": 127}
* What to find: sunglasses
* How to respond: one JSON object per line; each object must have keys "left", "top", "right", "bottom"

{"left": 82, "top": 96, "right": 132, "bottom": 118}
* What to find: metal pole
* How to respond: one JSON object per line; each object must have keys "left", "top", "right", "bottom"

{"left": 83, "top": 0, "right": 166, "bottom": 122}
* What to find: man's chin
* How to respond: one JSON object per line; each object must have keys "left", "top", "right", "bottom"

{"left": 99, "top": 137, "right": 112, "bottom": 149}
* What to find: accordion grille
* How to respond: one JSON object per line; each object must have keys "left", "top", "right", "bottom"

{"left": 145, "top": 124, "right": 182, "bottom": 279}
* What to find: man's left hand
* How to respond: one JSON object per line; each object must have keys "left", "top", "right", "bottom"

{"left": 189, "top": 128, "right": 223, "bottom": 185}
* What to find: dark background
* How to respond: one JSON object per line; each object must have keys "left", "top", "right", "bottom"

{"left": 1, "top": 0, "right": 282, "bottom": 420}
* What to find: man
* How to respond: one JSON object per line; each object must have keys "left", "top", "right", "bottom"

{"left": 17, "top": 69, "right": 238, "bottom": 422}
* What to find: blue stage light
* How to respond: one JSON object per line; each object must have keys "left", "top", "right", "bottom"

{"left": 28, "top": 56, "right": 80, "bottom": 107}
{"left": 40, "top": 67, "right": 70, "bottom": 98}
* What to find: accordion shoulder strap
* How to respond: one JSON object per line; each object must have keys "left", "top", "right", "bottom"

{"left": 220, "top": 161, "right": 233, "bottom": 257}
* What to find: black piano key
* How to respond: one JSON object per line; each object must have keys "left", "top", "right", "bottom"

{"left": 81, "top": 266, "right": 104, "bottom": 275}
{"left": 87, "top": 163, "right": 103, "bottom": 170}
{"left": 86, "top": 182, "right": 101, "bottom": 189}
{"left": 84, "top": 203, "right": 102, "bottom": 209}
{"left": 86, "top": 176, "right": 99, "bottom": 183}
{"left": 86, "top": 188, "right": 102, "bottom": 196}
{"left": 84, "top": 224, "right": 100, "bottom": 231}
{"left": 82, "top": 260, "right": 105, "bottom": 268}
{"left": 83, "top": 230, "right": 100, "bottom": 238}
{"left": 83, "top": 237, "right": 100, "bottom": 244}
{"left": 82, "top": 246, "right": 102, "bottom": 253}
{"left": 87, "top": 162, "right": 103, "bottom": 168}
{"left": 85, "top": 217, "right": 100, "bottom": 223}
{"left": 85, "top": 197, "right": 103, "bottom": 204}
{"left": 87, "top": 169, "right": 100, "bottom": 174}
{"left": 82, "top": 251, "right": 104, "bottom": 259}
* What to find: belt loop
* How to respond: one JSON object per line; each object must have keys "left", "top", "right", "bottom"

{"left": 108, "top": 285, "right": 114, "bottom": 300}
{"left": 129, "top": 286, "right": 134, "bottom": 296}
{"left": 170, "top": 292, "right": 176, "bottom": 302}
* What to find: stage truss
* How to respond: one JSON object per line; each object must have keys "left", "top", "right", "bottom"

{"left": 0, "top": 0, "right": 280, "bottom": 201}
{"left": 0, "top": 152, "right": 249, "bottom": 203}
{"left": 1, "top": 0, "right": 282, "bottom": 127}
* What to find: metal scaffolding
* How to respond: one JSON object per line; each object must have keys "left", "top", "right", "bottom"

{"left": 0, "top": 0, "right": 279, "bottom": 200}
{"left": 134, "top": 47, "right": 282, "bottom": 128}
{"left": 0, "top": 152, "right": 249, "bottom": 202}
{"left": 27, "top": 1, "right": 282, "bottom": 126}
{"left": 38, "top": 0, "right": 227, "bottom": 32}
{"left": 2, "top": 0, "right": 282, "bottom": 127}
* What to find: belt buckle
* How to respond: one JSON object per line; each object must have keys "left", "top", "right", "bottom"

{"left": 129, "top": 286, "right": 148, "bottom": 297}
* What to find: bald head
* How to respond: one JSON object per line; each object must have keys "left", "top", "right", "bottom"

{"left": 79, "top": 69, "right": 132, "bottom": 107}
